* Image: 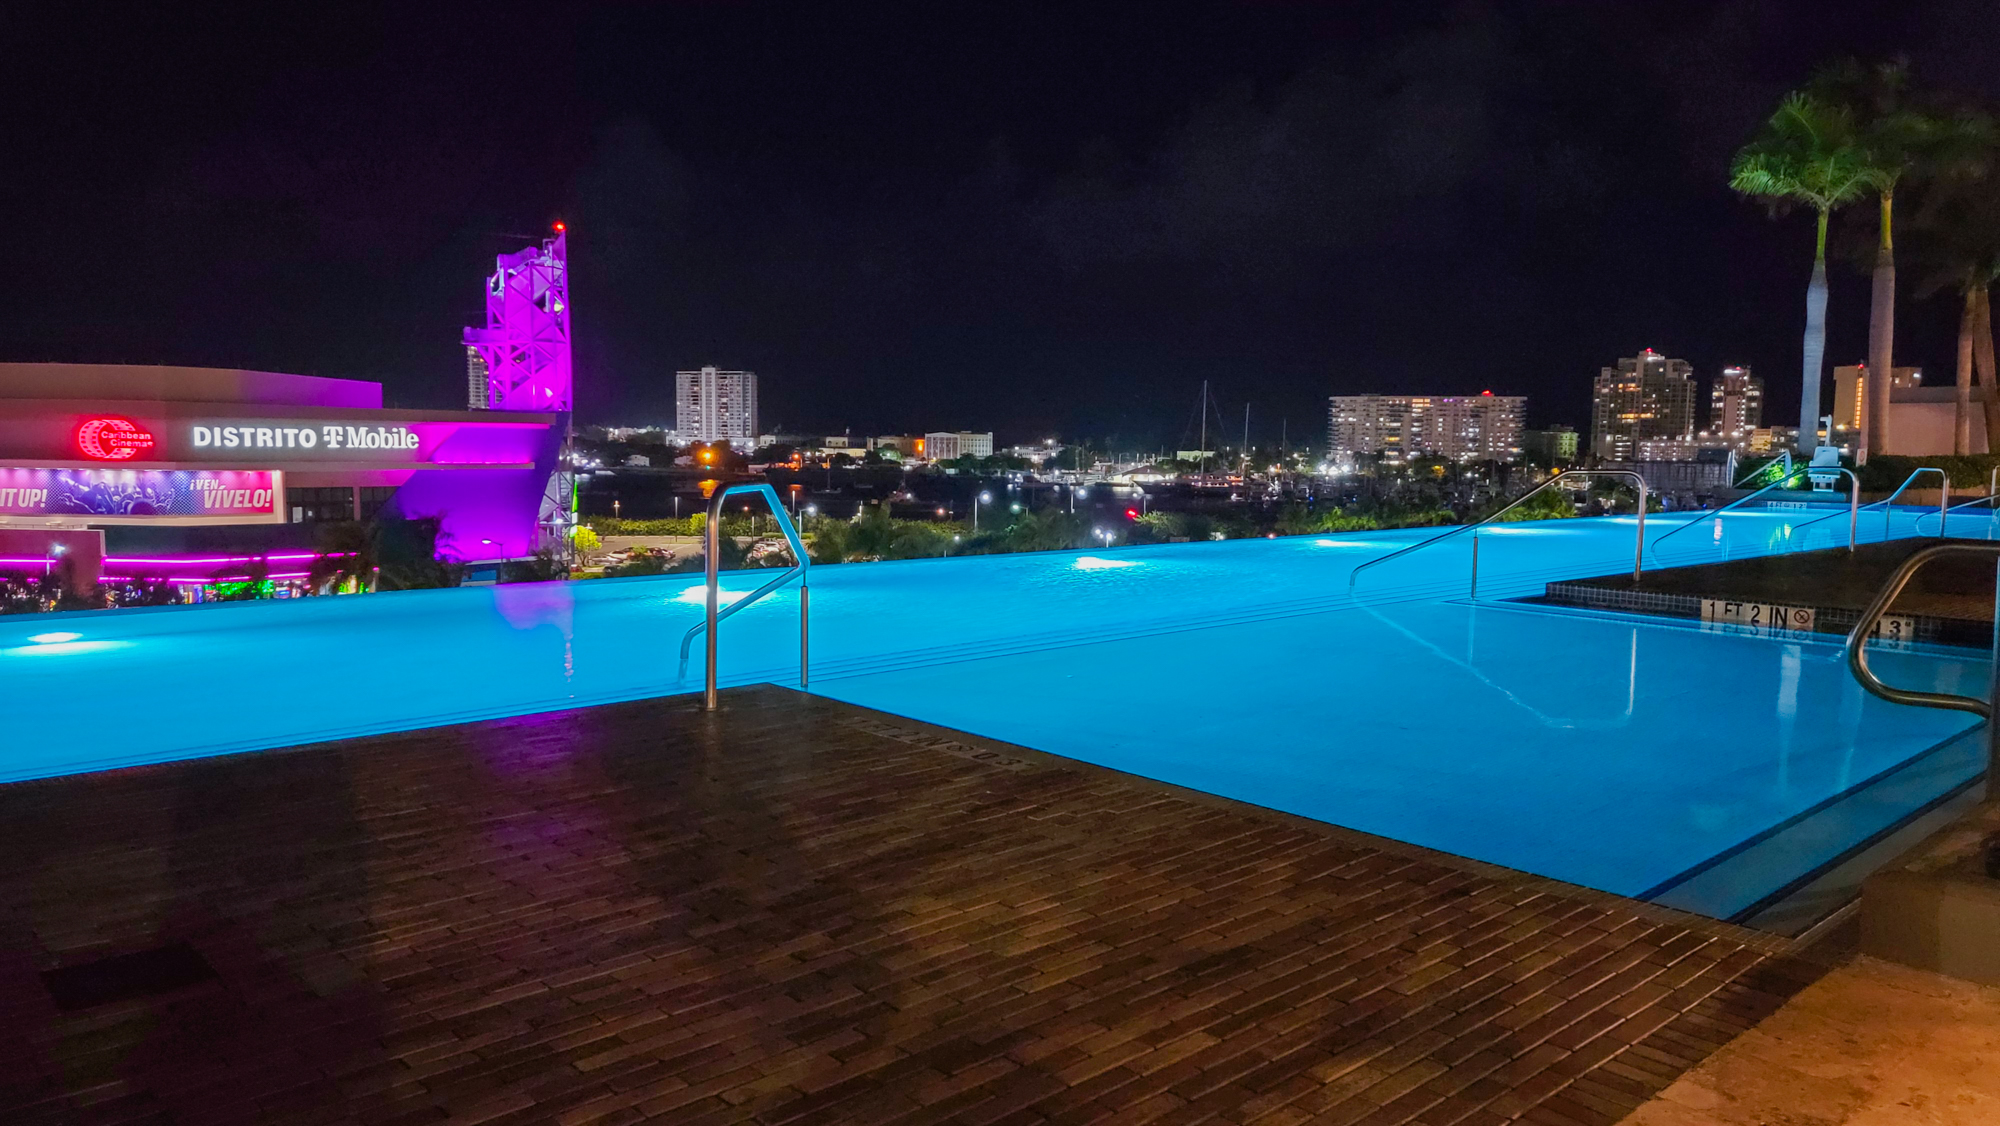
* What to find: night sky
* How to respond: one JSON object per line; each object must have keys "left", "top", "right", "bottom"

{"left": 6, "top": 2, "right": 1999, "bottom": 448}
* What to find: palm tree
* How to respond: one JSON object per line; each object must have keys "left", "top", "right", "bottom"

{"left": 1812, "top": 59, "right": 1976, "bottom": 457}
{"left": 1906, "top": 131, "right": 2000, "bottom": 452}
{"left": 1731, "top": 92, "right": 1873, "bottom": 454}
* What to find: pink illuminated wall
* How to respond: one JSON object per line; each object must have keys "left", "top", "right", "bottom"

{"left": 383, "top": 422, "right": 564, "bottom": 560}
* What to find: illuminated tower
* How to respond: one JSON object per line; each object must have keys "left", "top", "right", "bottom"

{"left": 464, "top": 227, "right": 571, "bottom": 411}
{"left": 463, "top": 224, "right": 576, "bottom": 559}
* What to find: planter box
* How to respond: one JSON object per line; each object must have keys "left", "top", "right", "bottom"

{"left": 1861, "top": 799, "right": 2000, "bottom": 987}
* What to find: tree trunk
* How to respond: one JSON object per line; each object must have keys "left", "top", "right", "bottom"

{"left": 1956, "top": 287, "right": 1975, "bottom": 455}
{"left": 1865, "top": 191, "right": 1895, "bottom": 458}
{"left": 1800, "top": 222, "right": 1829, "bottom": 456}
{"left": 1977, "top": 286, "right": 2000, "bottom": 456}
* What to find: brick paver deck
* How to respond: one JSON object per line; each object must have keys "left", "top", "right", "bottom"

{"left": 0, "top": 687, "right": 1833, "bottom": 1125}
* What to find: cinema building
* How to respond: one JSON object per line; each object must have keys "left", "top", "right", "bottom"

{"left": 0, "top": 363, "right": 562, "bottom": 589}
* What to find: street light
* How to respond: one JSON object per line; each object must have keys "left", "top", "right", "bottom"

{"left": 613, "top": 499, "right": 621, "bottom": 518}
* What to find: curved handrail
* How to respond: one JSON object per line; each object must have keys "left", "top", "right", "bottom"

{"left": 676, "top": 483, "right": 810, "bottom": 709}
{"left": 1648, "top": 465, "right": 1841, "bottom": 562}
{"left": 1732, "top": 450, "right": 1792, "bottom": 489}
{"left": 1864, "top": 467, "right": 1949, "bottom": 540}
{"left": 1915, "top": 486, "right": 1999, "bottom": 534}
{"left": 1764, "top": 466, "right": 1861, "bottom": 551}
{"left": 1845, "top": 542, "right": 1997, "bottom": 719}
{"left": 1348, "top": 470, "right": 1646, "bottom": 596}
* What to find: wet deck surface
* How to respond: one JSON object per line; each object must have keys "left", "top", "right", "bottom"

{"left": 0, "top": 687, "right": 1831, "bottom": 1125}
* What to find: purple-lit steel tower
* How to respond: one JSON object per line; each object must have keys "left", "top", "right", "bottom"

{"left": 464, "top": 227, "right": 571, "bottom": 411}
{"left": 464, "top": 226, "right": 575, "bottom": 560}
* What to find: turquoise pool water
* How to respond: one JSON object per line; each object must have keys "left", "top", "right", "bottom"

{"left": 3, "top": 506, "right": 1987, "bottom": 917}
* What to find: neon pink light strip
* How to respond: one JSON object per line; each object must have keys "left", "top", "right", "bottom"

{"left": 103, "top": 552, "right": 345, "bottom": 565}
{"left": 0, "top": 554, "right": 350, "bottom": 571}
{"left": 98, "top": 572, "right": 315, "bottom": 583}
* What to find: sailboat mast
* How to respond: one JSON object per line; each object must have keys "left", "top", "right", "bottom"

{"left": 1199, "top": 380, "right": 1208, "bottom": 474}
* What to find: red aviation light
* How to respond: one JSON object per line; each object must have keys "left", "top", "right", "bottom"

{"left": 75, "top": 416, "right": 156, "bottom": 460}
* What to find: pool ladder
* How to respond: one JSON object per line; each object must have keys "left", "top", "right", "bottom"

{"left": 1348, "top": 469, "right": 1648, "bottom": 599}
{"left": 1846, "top": 542, "right": 2000, "bottom": 795}
{"left": 1649, "top": 464, "right": 1860, "bottom": 561}
{"left": 1915, "top": 466, "right": 2000, "bottom": 535}
{"left": 676, "top": 483, "right": 810, "bottom": 710}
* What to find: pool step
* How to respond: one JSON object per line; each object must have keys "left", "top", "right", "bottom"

{"left": 1640, "top": 723, "right": 1988, "bottom": 933}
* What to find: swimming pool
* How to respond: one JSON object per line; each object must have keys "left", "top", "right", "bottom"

{"left": 4, "top": 506, "right": 1987, "bottom": 921}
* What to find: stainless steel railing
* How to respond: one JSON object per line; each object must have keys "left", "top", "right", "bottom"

{"left": 1845, "top": 541, "right": 2000, "bottom": 794}
{"left": 1866, "top": 467, "right": 1950, "bottom": 540}
{"left": 1758, "top": 466, "right": 1861, "bottom": 551}
{"left": 676, "top": 483, "right": 810, "bottom": 710}
{"left": 1732, "top": 450, "right": 1792, "bottom": 489}
{"left": 1915, "top": 471, "right": 1999, "bottom": 534}
{"left": 1348, "top": 470, "right": 1647, "bottom": 599}
{"left": 1649, "top": 464, "right": 1859, "bottom": 561}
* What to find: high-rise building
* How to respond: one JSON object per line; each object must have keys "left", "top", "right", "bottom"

{"left": 675, "top": 367, "right": 759, "bottom": 444}
{"left": 1831, "top": 364, "right": 1922, "bottom": 435}
{"left": 465, "top": 346, "right": 490, "bottom": 410}
{"left": 1708, "top": 366, "right": 1763, "bottom": 434}
{"left": 1590, "top": 350, "right": 1697, "bottom": 460}
{"left": 1326, "top": 393, "right": 1525, "bottom": 463}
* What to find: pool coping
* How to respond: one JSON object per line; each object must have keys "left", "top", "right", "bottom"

{"left": 800, "top": 688, "right": 1808, "bottom": 962}
{"left": 0, "top": 683, "right": 1863, "bottom": 1126}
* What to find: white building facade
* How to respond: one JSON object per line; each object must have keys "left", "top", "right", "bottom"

{"left": 1326, "top": 394, "right": 1525, "bottom": 463}
{"left": 922, "top": 431, "right": 995, "bottom": 460}
{"left": 674, "top": 367, "right": 759, "bottom": 445}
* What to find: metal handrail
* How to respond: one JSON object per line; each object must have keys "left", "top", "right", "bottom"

{"left": 1649, "top": 465, "right": 1856, "bottom": 561}
{"left": 1732, "top": 450, "right": 1792, "bottom": 489}
{"left": 1349, "top": 470, "right": 1646, "bottom": 598}
{"left": 1915, "top": 481, "right": 2000, "bottom": 534}
{"left": 1762, "top": 466, "right": 1861, "bottom": 551}
{"left": 1863, "top": 467, "right": 1949, "bottom": 539}
{"left": 676, "top": 483, "right": 810, "bottom": 710}
{"left": 1844, "top": 541, "right": 2000, "bottom": 793}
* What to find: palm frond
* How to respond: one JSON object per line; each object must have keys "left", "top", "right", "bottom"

{"left": 1728, "top": 90, "right": 1871, "bottom": 212}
